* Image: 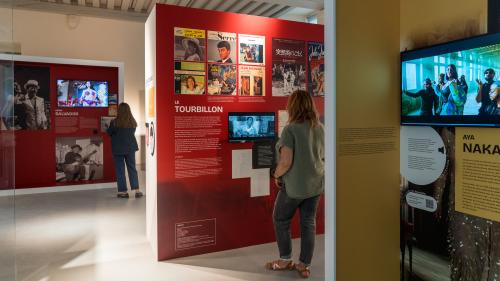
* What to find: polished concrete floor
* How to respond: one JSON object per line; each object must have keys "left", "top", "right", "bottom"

{"left": 0, "top": 173, "right": 325, "bottom": 281}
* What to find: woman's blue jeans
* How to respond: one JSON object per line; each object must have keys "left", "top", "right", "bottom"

{"left": 273, "top": 188, "right": 321, "bottom": 266}
{"left": 113, "top": 152, "right": 139, "bottom": 192}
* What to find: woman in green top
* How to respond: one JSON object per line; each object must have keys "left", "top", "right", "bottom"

{"left": 265, "top": 90, "right": 325, "bottom": 278}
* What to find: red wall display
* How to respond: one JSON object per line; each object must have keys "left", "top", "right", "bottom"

{"left": 12, "top": 60, "right": 119, "bottom": 189}
{"left": 153, "top": 4, "right": 324, "bottom": 260}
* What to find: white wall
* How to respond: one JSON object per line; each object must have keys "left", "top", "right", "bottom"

{"left": 0, "top": 7, "right": 145, "bottom": 164}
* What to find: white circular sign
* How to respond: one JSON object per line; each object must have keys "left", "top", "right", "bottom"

{"left": 400, "top": 126, "right": 446, "bottom": 186}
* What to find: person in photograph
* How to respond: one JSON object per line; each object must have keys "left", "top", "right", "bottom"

{"left": 242, "top": 45, "right": 255, "bottom": 62}
{"left": 222, "top": 69, "right": 236, "bottom": 94}
{"left": 183, "top": 76, "right": 204, "bottom": 95}
{"left": 314, "top": 64, "right": 325, "bottom": 95}
{"left": 81, "top": 138, "right": 103, "bottom": 180}
{"left": 434, "top": 64, "right": 466, "bottom": 115}
{"left": 182, "top": 38, "right": 203, "bottom": 61}
{"left": 107, "top": 102, "right": 142, "bottom": 198}
{"left": 403, "top": 78, "right": 440, "bottom": 116}
{"left": 216, "top": 41, "right": 232, "bottom": 63}
{"left": 266, "top": 90, "right": 324, "bottom": 279}
{"left": 240, "top": 76, "right": 250, "bottom": 95}
{"left": 475, "top": 68, "right": 498, "bottom": 116}
{"left": 62, "top": 144, "right": 86, "bottom": 181}
{"left": 283, "top": 68, "right": 290, "bottom": 94}
{"left": 22, "top": 80, "right": 48, "bottom": 129}
{"left": 79, "top": 81, "right": 99, "bottom": 106}
{"left": 254, "top": 76, "right": 263, "bottom": 96}
{"left": 458, "top": 74, "right": 468, "bottom": 96}
{"left": 239, "top": 116, "right": 257, "bottom": 136}
{"left": 1, "top": 93, "right": 14, "bottom": 130}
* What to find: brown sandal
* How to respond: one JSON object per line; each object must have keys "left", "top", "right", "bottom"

{"left": 295, "top": 263, "right": 311, "bottom": 278}
{"left": 265, "top": 259, "right": 294, "bottom": 271}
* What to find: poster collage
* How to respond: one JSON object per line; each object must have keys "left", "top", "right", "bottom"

{"left": 173, "top": 27, "right": 324, "bottom": 97}
{"left": 0, "top": 64, "right": 118, "bottom": 184}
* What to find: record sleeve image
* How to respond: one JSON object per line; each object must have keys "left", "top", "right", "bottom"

{"left": 174, "top": 62, "right": 206, "bottom": 95}
{"left": 207, "top": 31, "right": 237, "bottom": 63}
{"left": 239, "top": 34, "right": 265, "bottom": 65}
{"left": 174, "top": 27, "right": 206, "bottom": 62}
{"left": 307, "top": 42, "right": 325, "bottom": 96}
{"left": 207, "top": 64, "right": 237, "bottom": 95}
{"left": 13, "top": 65, "right": 51, "bottom": 130}
{"left": 56, "top": 136, "right": 104, "bottom": 183}
{"left": 272, "top": 38, "right": 306, "bottom": 96}
{"left": 239, "top": 65, "right": 265, "bottom": 96}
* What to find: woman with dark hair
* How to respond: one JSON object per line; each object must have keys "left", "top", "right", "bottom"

{"left": 266, "top": 90, "right": 324, "bottom": 279}
{"left": 435, "top": 64, "right": 467, "bottom": 115}
{"left": 107, "top": 102, "right": 142, "bottom": 198}
{"left": 183, "top": 76, "right": 203, "bottom": 95}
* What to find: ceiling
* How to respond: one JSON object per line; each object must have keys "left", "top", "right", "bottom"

{"left": 0, "top": 0, "right": 324, "bottom": 22}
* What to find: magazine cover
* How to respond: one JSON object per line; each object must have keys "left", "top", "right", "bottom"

{"left": 272, "top": 38, "right": 306, "bottom": 96}
{"left": 13, "top": 65, "right": 51, "bottom": 130}
{"left": 307, "top": 42, "right": 325, "bottom": 96}
{"left": 174, "top": 61, "right": 206, "bottom": 95}
{"left": 174, "top": 27, "right": 206, "bottom": 62}
{"left": 239, "top": 34, "right": 265, "bottom": 65}
{"left": 56, "top": 136, "right": 104, "bottom": 183}
{"left": 207, "top": 31, "right": 237, "bottom": 63}
{"left": 239, "top": 65, "right": 265, "bottom": 96}
{"left": 207, "top": 64, "right": 237, "bottom": 95}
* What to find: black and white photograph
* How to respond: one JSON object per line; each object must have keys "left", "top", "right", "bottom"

{"left": 13, "top": 65, "right": 51, "bottom": 130}
{"left": 272, "top": 63, "right": 306, "bottom": 96}
{"left": 174, "top": 27, "right": 206, "bottom": 62}
{"left": 56, "top": 136, "right": 104, "bottom": 183}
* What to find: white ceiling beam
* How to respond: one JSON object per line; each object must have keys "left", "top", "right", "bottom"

{"left": 248, "top": 2, "right": 270, "bottom": 15}
{"left": 107, "top": 0, "right": 114, "bottom": 9}
{"left": 259, "top": 4, "right": 284, "bottom": 17}
{"left": 121, "top": 0, "right": 131, "bottom": 10}
{"left": 237, "top": 1, "right": 260, "bottom": 14}
{"left": 213, "top": 0, "right": 235, "bottom": 11}
{"left": 226, "top": 0, "right": 249, "bottom": 13}
{"left": 253, "top": 0, "right": 321, "bottom": 10}
{"left": 134, "top": 0, "right": 146, "bottom": 12}
{"left": 147, "top": 0, "right": 156, "bottom": 13}
{"left": 270, "top": 5, "right": 293, "bottom": 18}
{"left": 0, "top": 0, "right": 147, "bottom": 22}
{"left": 201, "top": 0, "right": 216, "bottom": 9}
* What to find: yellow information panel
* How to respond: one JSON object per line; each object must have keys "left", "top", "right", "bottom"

{"left": 456, "top": 127, "right": 500, "bottom": 222}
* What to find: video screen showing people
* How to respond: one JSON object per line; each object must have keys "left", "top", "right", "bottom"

{"left": 402, "top": 41, "right": 500, "bottom": 125}
{"left": 228, "top": 113, "right": 275, "bottom": 141}
{"left": 57, "top": 80, "right": 109, "bottom": 107}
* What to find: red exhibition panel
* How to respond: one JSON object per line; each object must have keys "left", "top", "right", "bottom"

{"left": 14, "top": 61, "right": 118, "bottom": 188}
{"left": 155, "top": 4, "right": 324, "bottom": 260}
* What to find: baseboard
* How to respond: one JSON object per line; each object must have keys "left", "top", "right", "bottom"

{"left": 0, "top": 182, "right": 117, "bottom": 197}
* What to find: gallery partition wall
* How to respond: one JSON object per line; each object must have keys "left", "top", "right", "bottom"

{"left": 145, "top": 3, "right": 325, "bottom": 260}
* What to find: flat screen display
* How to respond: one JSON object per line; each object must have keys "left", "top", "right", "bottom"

{"left": 57, "top": 80, "right": 109, "bottom": 107}
{"left": 401, "top": 33, "right": 500, "bottom": 126}
{"left": 228, "top": 112, "right": 275, "bottom": 142}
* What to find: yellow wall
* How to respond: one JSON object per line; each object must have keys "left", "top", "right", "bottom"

{"left": 336, "top": 0, "right": 400, "bottom": 280}
{"left": 400, "top": 0, "right": 487, "bottom": 51}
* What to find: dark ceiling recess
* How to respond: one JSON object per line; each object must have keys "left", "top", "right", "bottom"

{"left": 488, "top": 0, "right": 500, "bottom": 33}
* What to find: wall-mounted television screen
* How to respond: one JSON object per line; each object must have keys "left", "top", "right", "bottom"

{"left": 228, "top": 112, "right": 275, "bottom": 142}
{"left": 57, "top": 80, "right": 109, "bottom": 107}
{"left": 401, "top": 33, "right": 500, "bottom": 127}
